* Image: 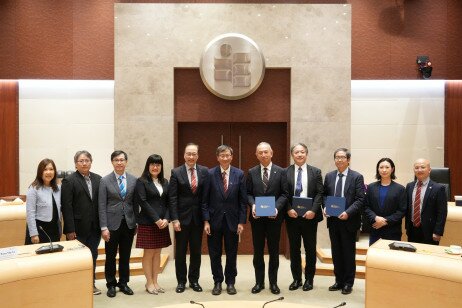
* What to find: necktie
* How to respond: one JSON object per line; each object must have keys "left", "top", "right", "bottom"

{"left": 222, "top": 171, "right": 228, "bottom": 193}
{"left": 118, "top": 175, "right": 126, "bottom": 199}
{"left": 413, "top": 181, "right": 422, "bottom": 227}
{"left": 295, "top": 167, "right": 303, "bottom": 197}
{"left": 262, "top": 167, "right": 269, "bottom": 192}
{"left": 335, "top": 173, "right": 344, "bottom": 197}
{"left": 84, "top": 175, "right": 92, "bottom": 199}
{"left": 190, "top": 168, "right": 197, "bottom": 193}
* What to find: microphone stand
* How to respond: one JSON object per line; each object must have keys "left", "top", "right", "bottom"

{"left": 333, "top": 302, "right": 346, "bottom": 308}
{"left": 35, "top": 226, "right": 64, "bottom": 254}
{"left": 190, "top": 300, "right": 205, "bottom": 308}
{"left": 262, "top": 297, "right": 284, "bottom": 308}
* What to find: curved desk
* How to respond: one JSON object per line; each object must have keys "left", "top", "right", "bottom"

{"left": 0, "top": 240, "right": 93, "bottom": 308}
{"left": 0, "top": 204, "right": 26, "bottom": 248}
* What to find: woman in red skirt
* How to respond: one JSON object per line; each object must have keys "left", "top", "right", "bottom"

{"left": 134, "top": 154, "right": 172, "bottom": 294}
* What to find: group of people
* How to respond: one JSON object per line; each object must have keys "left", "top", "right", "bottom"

{"left": 25, "top": 142, "right": 448, "bottom": 299}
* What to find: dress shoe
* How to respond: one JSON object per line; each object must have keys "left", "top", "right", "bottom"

{"left": 117, "top": 283, "right": 134, "bottom": 295}
{"left": 342, "top": 285, "right": 353, "bottom": 295}
{"left": 289, "top": 280, "right": 302, "bottom": 291}
{"left": 302, "top": 280, "right": 313, "bottom": 291}
{"left": 226, "top": 284, "right": 237, "bottom": 295}
{"left": 212, "top": 282, "right": 222, "bottom": 295}
{"left": 176, "top": 283, "right": 186, "bottom": 293}
{"left": 93, "top": 285, "right": 101, "bottom": 295}
{"left": 328, "top": 283, "right": 343, "bottom": 291}
{"left": 189, "top": 282, "right": 203, "bottom": 292}
{"left": 270, "top": 283, "right": 281, "bottom": 294}
{"left": 145, "top": 284, "right": 158, "bottom": 295}
{"left": 107, "top": 286, "right": 116, "bottom": 298}
{"left": 251, "top": 283, "right": 265, "bottom": 294}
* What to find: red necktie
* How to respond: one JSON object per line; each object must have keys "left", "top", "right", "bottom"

{"left": 222, "top": 171, "right": 228, "bottom": 193}
{"left": 190, "top": 168, "right": 197, "bottom": 193}
{"left": 413, "top": 181, "right": 422, "bottom": 227}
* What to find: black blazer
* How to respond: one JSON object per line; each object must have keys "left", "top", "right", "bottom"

{"left": 364, "top": 181, "right": 406, "bottom": 237}
{"left": 168, "top": 164, "right": 209, "bottom": 226}
{"left": 323, "top": 168, "right": 365, "bottom": 232}
{"left": 246, "top": 163, "right": 288, "bottom": 223}
{"left": 134, "top": 178, "right": 170, "bottom": 225}
{"left": 61, "top": 171, "right": 102, "bottom": 237}
{"left": 405, "top": 179, "right": 447, "bottom": 239}
{"left": 285, "top": 164, "right": 324, "bottom": 222}
{"left": 202, "top": 166, "right": 247, "bottom": 232}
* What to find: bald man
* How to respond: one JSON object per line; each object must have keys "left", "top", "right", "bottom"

{"left": 405, "top": 158, "right": 447, "bottom": 245}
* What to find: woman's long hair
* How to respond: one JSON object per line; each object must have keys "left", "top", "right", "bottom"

{"left": 31, "top": 158, "right": 59, "bottom": 192}
{"left": 140, "top": 154, "right": 165, "bottom": 185}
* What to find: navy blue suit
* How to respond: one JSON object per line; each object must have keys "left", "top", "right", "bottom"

{"left": 324, "top": 168, "right": 364, "bottom": 288}
{"left": 405, "top": 179, "right": 447, "bottom": 245}
{"left": 364, "top": 181, "right": 406, "bottom": 245}
{"left": 202, "top": 166, "right": 247, "bottom": 284}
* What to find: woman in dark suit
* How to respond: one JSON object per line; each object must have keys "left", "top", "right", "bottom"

{"left": 25, "top": 158, "right": 62, "bottom": 244}
{"left": 364, "top": 158, "right": 407, "bottom": 245}
{"left": 134, "top": 154, "right": 171, "bottom": 295}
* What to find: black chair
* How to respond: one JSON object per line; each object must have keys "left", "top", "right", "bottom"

{"left": 429, "top": 167, "right": 451, "bottom": 200}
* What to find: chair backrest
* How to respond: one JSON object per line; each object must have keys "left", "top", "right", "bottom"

{"left": 430, "top": 167, "right": 451, "bottom": 200}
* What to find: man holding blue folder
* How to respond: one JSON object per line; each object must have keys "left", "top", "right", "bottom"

{"left": 323, "top": 148, "right": 365, "bottom": 295}
{"left": 285, "top": 143, "right": 324, "bottom": 292}
{"left": 247, "top": 142, "right": 288, "bottom": 295}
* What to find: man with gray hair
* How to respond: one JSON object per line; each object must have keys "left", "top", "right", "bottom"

{"left": 61, "top": 150, "right": 102, "bottom": 295}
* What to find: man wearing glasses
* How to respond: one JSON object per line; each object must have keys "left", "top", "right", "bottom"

{"left": 169, "top": 143, "right": 209, "bottom": 293}
{"left": 61, "top": 150, "right": 103, "bottom": 295}
{"left": 323, "top": 148, "right": 365, "bottom": 295}
{"left": 99, "top": 150, "right": 137, "bottom": 298}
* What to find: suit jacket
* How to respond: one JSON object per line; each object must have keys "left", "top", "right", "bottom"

{"left": 323, "top": 168, "right": 365, "bottom": 232}
{"left": 134, "top": 178, "right": 170, "bottom": 225}
{"left": 364, "top": 181, "right": 406, "bottom": 237}
{"left": 26, "top": 185, "right": 62, "bottom": 237}
{"left": 405, "top": 179, "right": 447, "bottom": 239}
{"left": 61, "top": 171, "right": 101, "bottom": 237}
{"left": 285, "top": 164, "right": 324, "bottom": 222}
{"left": 202, "top": 166, "right": 247, "bottom": 232}
{"left": 98, "top": 172, "right": 137, "bottom": 231}
{"left": 246, "top": 163, "right": 288, "bottom": 223}
{"left": 168, "top": 164, "right": 209, "bottom": 226}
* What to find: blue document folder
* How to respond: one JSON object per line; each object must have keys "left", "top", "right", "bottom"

{"left": 325, "top": 196, "right": 346, "bottom": 217}
{"left": 292, "top": 197, "right": 313, "bottom": 216}
{"left": 255, "top": 196, "right": 276, "bottom": 217}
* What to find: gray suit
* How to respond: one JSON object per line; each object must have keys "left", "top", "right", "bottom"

{"left": 98, "top": 172, "right": 137, "bottom": 287}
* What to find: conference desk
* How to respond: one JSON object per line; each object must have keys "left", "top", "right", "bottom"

{"left": 0, "top": 204, "right": 26, "bottom": 248}
{"left": 0, "top": 240, "right": 93, "bottom": 308}
{"left": 440, "top": 202, "right": 462, "bottom": 246}
{"left": 365, "top": 239, "right": 462, "bottom": 308}
{"left": 159, "top": 300, "right": 323, "bottom": 308}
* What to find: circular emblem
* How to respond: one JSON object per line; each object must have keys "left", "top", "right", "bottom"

{"left": 199, "top": 33, "right": 265, "bottom": 100}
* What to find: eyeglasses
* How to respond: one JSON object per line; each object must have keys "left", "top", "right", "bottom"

{"left": 334, "top": 156, "right": 347, "bottom": 161}
{"left": 77, "top": 159, "right": 91, "bottom": 164}
{"left": 218, "top": 154, "right": 232, "bottom": 159}
{"left": 112, "top": 159, "right": 126, "bottom": 163}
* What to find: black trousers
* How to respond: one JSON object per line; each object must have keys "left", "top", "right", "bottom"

{"left": 328, "top": 220, "right": 356, "bottom": 287}
{"left": 105, "top": 219, "right": 135, "bottom": 287}
{"left": 407, "top": 225, "right": 439, "bottom": 245}
{"left": 208, "top": 216, "right": 239, "bottom": 284}
{"left": 77, "top": 225, "right": 101, "bottom": 282}
{"left": 174, "top": 222, "right": 203, "bottom": 284}
{"left": 286, "top": 218, "right": 318, "bottom": 283}
{"left": 250, "top": 218, "right": 282, "bottom": 285}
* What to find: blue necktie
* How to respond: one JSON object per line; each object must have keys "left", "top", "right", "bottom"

{"left": 335, "top": 173, "right": 344, "bottom": 197}
{"left": 295, "top": 167, "right": 303, "bottom": 197}
{"left": 119, "top": 175, "right": 126, "bottom": 199}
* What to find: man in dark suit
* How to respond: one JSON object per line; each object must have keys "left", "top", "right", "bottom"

{"left": 99, "top": 150, "right": 137, "bottom": 298}
{"left": 285, "top": 143, "right": 324, "bottom": 292}
{"left": 247, "top": 142, "right": 288, "bottom": 295}
{"left": 169, "top": 143, "right": 209, "bottom": 293}
{"left": 405, "top": 158, "right": 447, "bottom": 245}
{"left": 62, "top": 150, "right": 102, "bottom": 295}
{"left": 202, "top": 145, "right": 247, "bottom": 296}
{"left": 323, "top": 148, "right": 364, "bottom": 295}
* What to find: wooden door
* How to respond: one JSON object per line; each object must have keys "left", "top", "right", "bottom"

{"left": 177, "top": 122, "right": 288, "bottom": 254}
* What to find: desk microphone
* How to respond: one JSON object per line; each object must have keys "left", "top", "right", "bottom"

{"left": 35, "top": 226, "right": 64, "bottom": 254}
{"left": 333, "top": 302, "right": 346, "bottom": 308}
{"left": 190, "top": 300, "right": 205, "bottom": 308}
{"left": 262, "top": 297, "right": 284, "bottom": 307}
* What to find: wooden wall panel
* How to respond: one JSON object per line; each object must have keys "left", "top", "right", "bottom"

{"left": 0, "top": 81, "right": 19, "bottom": 196}
{"left": 445, "top": 81, "right": 462, "bottom": 200}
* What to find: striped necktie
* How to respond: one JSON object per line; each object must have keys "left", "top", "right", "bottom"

{"left": 119, "top": 175, "right": 126, "bottom": 199}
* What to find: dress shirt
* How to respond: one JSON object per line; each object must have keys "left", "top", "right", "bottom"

{"left": 412, "top": 177, "right": 430, "bottom": 217}
{"left": 294, "top": 163, "right": 308, "bottom": 198}
{"left": 260, "top": 162, "right": 273, "bottom": 181}
{"left": 335, "top": 167, "right": 349, "bottom": 197}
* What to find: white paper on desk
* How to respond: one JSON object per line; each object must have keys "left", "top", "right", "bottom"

{"left": 0, "top": 247, "right": 18, "bottom": 260}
